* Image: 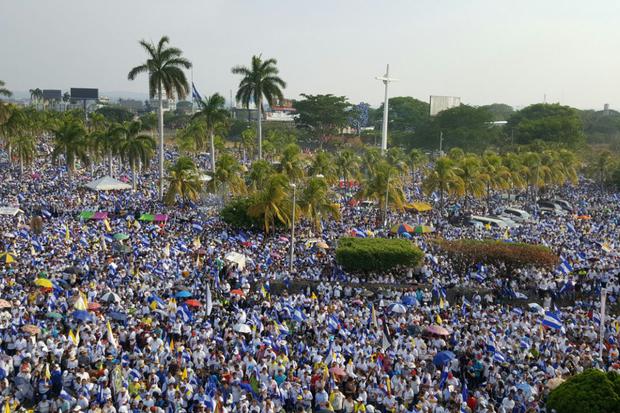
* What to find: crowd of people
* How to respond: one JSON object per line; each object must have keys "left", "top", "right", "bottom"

{"left": 0, "top": 142, "right": 618, "bottom": 413}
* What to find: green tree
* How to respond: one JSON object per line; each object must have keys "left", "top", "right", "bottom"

{"left": 248, "top": 159, "right": 274, "bottom": 191}
{"left": 423, "top": 157, "right": 464, "bottom": 207}
{"left": 95, "top": 106, "right": 135, "bottom": 123}
{"left": 248, "top": 173, "right": 291, "bottom": 233}
{"left": 356, "top": 160, "right": 405, "bottom": 223}
{"left": 408, "top": 148, "right": 428, "bottom": 184}
{"left": 335, "top": 149, "right": 360, "bottom": 197}
{"left": 215, "top": 153, "right": 246, "bottom": 196}
{"left": 164, "top": 156, "right": 202, "bottom": 205}
{"left": 308, "top": 150, "right": 337, "bottom": 184}
{"left": 240, "top": 127, "right": 256, "bottom": 162}
{"left": 52, "top": 120, "right": 89, "bottom": 182}
{"left": 479, "top": 103, "right": 514, "bottom": 121}
{"left": 481, "top": 151, "right": 512, "bottom": 208}
{"left": 507, "top": 103, "right": 585, "bottom": 147}
{"left": 547, "top": 369, "right": 620, "bottom": 413}
{"left": 128, "top": 35, "right": 192, "bottom": 199}
{"left": 232, "top": 55, "right": 286, "bottom": 160}
{"left": 193, "top": 93, "right": 229, "bottom": 177}
{"left": 591, "top": 150, "right": 614, "bottom": 191}
{"left": 115, "top": 121, "right": 156, "bottom": 190}
{"left": 0, "top": 80, "right": 12, "bottom": 98}
{"left": 293, "top": 94, "right": 351, "bottom": 147}
{"left": 299, "top": 176, "right": 341, "bottom": 233}
{"left": 279, "top": 143, "right": 305, "bottom": 182}
{"left": 456, "top": 155, "right": 488, "bottom": 208}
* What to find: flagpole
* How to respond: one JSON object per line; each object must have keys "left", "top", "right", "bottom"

{"left": 600, "top": 285, "right": 607, "bottom": 360}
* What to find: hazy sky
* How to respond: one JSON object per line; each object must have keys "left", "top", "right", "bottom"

{"left": 2, "top": 0, "right": 620, "bottom": 109}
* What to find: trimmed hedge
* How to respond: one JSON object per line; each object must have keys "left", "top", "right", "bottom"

{"left": 547, "top": 369, "right": 620, "bottom": 413}
{"left": 336, "top": 237, "right": 424, "bottom": 273}
{"left": 436, "top": 238, "right": 558, "bottom": 269}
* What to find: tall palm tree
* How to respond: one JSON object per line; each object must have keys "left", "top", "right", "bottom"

{"left": 214, "top": 153, "right": 246, "bottom": 196}
{"left": 176, "top": 119, "right": 206, "bottom": 154}
{"left": 335, "top": 149, "right": 360, "bottom": 199}
{"left": 481, "top": 152, "right": 512, "bottom": 209}
{"left": 94, "top": 124, "right": 122, "bottom": 177}
{"left": 520, "top": 152, "right": 550, "bottom": 201}
{"left": 248, "top": 159, "right": 274, "bottom": 191}
{"left": 164, "top": 156, "right": 202, "bottom": 206}
{"left": 0, "top": 106, "right": 27, "bottom": 162}
{"left": 356, "top": 160, "right": 406, "bottom": 223}
{"left": 593, "top": 150, "right": 614, "bottom": 191}
{"left": 386, "top": 147, "right": 409, "bottom": 178}
{"left": 51, "top": 120, "right": 89, "bottom": 182}
{"left": 115, "top": 121, "right": 156, "bottom": 190}
{"left": 279, "top": 143, "right": 305, "bottom": 183}
{"left": 0, "top": 80, "right": 12, "bottom": 98}
{"left": 299, "top": 177, "right": 341, "bottom": 233}
{"left": 193, "top": 93, "right": 229, "bottom": 177}
{"left": 240, "top": 128, "right": 256, "bottom": 162}
{"left": 248, "top": 173, "right": 291, "bottom": 233}
{"left": 456, "top": 155, "right": 488, "bottom": 209}
{"left": 423, "top": 157, "right": 464, "bottom": 208}
{"left": 361, "top": 147, "right": 382, "bottom": 178}
{"left": 10, "top": 134, "right": 36, "bottom": 176}
{"left": 231, "top": 55, "right": 286, "bottom": 160}
{"left": 128, "top": 36, "right": 192, "bottom": 199}
{"left": 408, "top": 148, "right": 427, "bottom": 185}
{"left": 308, "top": 150, "right": 337, "bottom": 184}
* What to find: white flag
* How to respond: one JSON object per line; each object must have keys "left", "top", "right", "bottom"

{"left": 206, "top": 282, "right": 213, "bottom": 316}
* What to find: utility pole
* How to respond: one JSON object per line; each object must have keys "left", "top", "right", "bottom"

{"left": 289, "top": 183, "right": 297, "bottom": 273}
{"left": 439, "top": 131, "right": 444, "bottom": 156}
{"left": 600, "top": 284, "right": 608, "bottom": 360}
{"left": 375, "top": 64, "right": 398, "bottom": 154}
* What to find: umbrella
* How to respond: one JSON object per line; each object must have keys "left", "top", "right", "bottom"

{"left": 528, "top": 303, "right": 544, "bottom": 314}
{"left": 34, "top": 278, "right": 53, "bottom": 288}
{"left": 46, "top": 312, "right": 63, "bottom": 320}
{"left": 516, "top": 383, "right": 534, "bottom": 398}
{"left": 185, "top": 299, "right": 202, "bottom": 308}
{"left": 72, "top": 310, "right": 92, "bottom": 322}
{"left": 546, "top": 377, "right": 565, "bottom": 390}
{"left": 391, "top": 223, "right": 414, "bottom": 234}
{"left": 233, "top": 323, "right": 251, "bottom": 334}
{"left": 348, "top": 228, "right": 367, "bottom": 238}
{"left": 413, "top": 225, "right": 434, "bottom": 234}
{"left": 79, "top": 210, "right": 95, "bottom": 220}
{"left": 433, "top": 351, "right": 456, "bottom": 367}
{"left": 424, "top": 325, "right": 450, "bottom": 336}
{"left": 21, "top": 324, "right": 40, "bottom": 335}
{"left": 329, "top": 366, "right": 347, "bottom": 377}
{"left": 351, "top": 299, "right": 364, "bottom": 306}
{"left": 0, "top": 299, "right": 11, "bottom": 309}
{"left": 108, "top": 311, "right": 128, "bottom": 322}
{"left": 153, "top": 214, "right": 169, "bottom": 222}
{"left": 175, "top": 291, "right": 192, "bottom": 298}
{"left": 402, "top": 295, "right": 417, "bottom": 306}
{"left": 388, "top": 303, "right": 407, "bottom": 314}
{"left": 101, "top": 292, "right": 121, "bottom": 304}
{"left": 113, "top": 233, "right": 129, "bottom": 241}
{"left": 402, "top": 232, "right": 412, "bottom": 239}
{"left": 139, "top": 213, "right": 155, "bottom": 222}
{"left": 0, "top": 252, "right": 16, "bottom": 264}
{"left": 230, "top": 289, "right": 245, "bottom": 297}
{"left": 316, "top": 241, "right": 329, "bottom": 249}
{"left": 88, "top": 302, "right": 101, "bottom": 311}
{"left": 278, "top": 236, "right": 289, "bottom": 243}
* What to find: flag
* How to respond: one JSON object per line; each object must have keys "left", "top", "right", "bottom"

{"left": 170, "top": 338, "right": 175, "bottom": 352}
{"left": 382, "top": 323, "right": 392, "bottom": 352}
{"left": 493, "top": 351, "right": 506, "bottom": 363}
{"left": 44, "top": 363, "right": 51, "bottom": 380}
{"left": 461, "top": 381, "right": 468, "bottom": 403}
{"left": 3, "top": 400, "right": 9, "bottom": 413}
{"left": 205, "top": 282, "right": 213, "bottom": 316}
{"left": 74, "top": 293, "right": 87, "bottom": 311}
{"left": 542, "top": 311, "right": 562, "bottom": 330}
{"left": 311, "top": 292, "right": 317, "bottom": 300}
{"left": 439, "top": 366, "right": 449, "bottom": 389}
{"left": 503, "top": 229, "right": 509, "bottom": 240}
{"left": 520, "top": 336, "right": 531, "bottom": 349}
{"left": 558, "top": 259, "right": 573, "bottom": 275}
{"left": 192, "top": 82, "right": 203, "bottom": 102}
{"left": 104, "top": 219, "right": 112, "bottom": 232}
{"left": 107, "top": 320, "right": 117, "bottom": 347}
{"left": 69, "top": 329, "right": 80, "bottom": 346}
{"left": 386, "top": 375, "right": 392, "bottom": 395}
{"left": 436, "top": 314, "right": 443, "bottom": 325}
{"left": 512, "top": 307, "right": 524, "bottom": 316}
{"left": 181, "top": 367, "right": 188, "bottom": 381}
{"left": 566, "top": 223, "right": 576, "bottom": 233}
{"left": 65, "top": 226, "right": 70, "bottom": 241}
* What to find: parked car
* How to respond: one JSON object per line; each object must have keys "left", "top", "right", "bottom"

{"left": 500, "top": 207, "right": 532, "bottom": 223}
{"left": 537, "top": 200, "right": 567, "bottom": 215}
{"left": 469, "top": 215, "right": 509, "bottom": 228}
{"left": 489, "top": 215, "right": 520, "bottom": 228}
{"left": 551, "top": 198, "right": 574, "bottom": 213}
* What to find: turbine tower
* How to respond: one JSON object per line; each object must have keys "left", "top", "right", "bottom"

{"left": 375, "top": 64, "right": 398, "bottom": 154}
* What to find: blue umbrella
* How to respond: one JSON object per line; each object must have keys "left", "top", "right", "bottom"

{"left": 71, "top": 310, "right": 92, "bottom": 322}
{"left": 433, "top": 351, "right": 456, "bottom": 367}
{"left": 402, "top": 295, "right": 417, "bottom": 306}
{"left": 388, "top": 303, "right": 407, "bottom": 314}
{"left": 516, "top": 383, "right": 533, "bottom": 398}
{"left": 402, "top": 232, "right": 412, "bottom": 239}
{"left": 175, "top": 291, "right": 192, "bottom": 298}
{"left": 108, "top": 311, "right": 127, "bottom": 322}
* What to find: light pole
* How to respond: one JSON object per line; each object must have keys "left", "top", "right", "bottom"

{"left": 384, "top": 174, "right": 390, "bottom": 227}
{"left": 599, "top": 283, "right": 608, "bottom": 360}
{"left": 289, "top": 183, "right": 297, "bottom": 273}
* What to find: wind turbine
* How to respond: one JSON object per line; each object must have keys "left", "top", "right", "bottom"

{"left": 375, "top": 64, "right": 398, "bottom": 154}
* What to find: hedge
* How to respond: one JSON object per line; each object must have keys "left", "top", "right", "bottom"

{"left": 220, "top": 197, "right": 261, "bottom": 230}
{"left": 435, "top": 238, "right": 558, "bottom": 269}
{"left": 336, "top": 237, "right": 424, "bottom": 273}
{"left": 547, "top": 369, "right": 620, "bottom": 413}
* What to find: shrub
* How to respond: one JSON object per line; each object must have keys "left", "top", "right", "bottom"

{"left": 547, "top": 369, "right": 620, "bottom": 413}
{"left": 435, "top": 238, "right": 558, "bottom": 270}
{"left": 220, "top": 197, "right": 260, "bottom": 230}
{"left": 336, "top": 237, "right": 424, "bottom": 273}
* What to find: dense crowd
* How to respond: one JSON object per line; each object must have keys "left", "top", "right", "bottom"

{"left": 0, "top": 144, "right": 618, "bottom": 413}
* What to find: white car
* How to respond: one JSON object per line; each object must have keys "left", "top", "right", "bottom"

{"left": 500, "top": 207, "right": 531, "bottom": 223}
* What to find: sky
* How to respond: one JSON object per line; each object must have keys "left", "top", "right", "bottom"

{"left": 2, "top": 0, "right": 620, "bottom": 110}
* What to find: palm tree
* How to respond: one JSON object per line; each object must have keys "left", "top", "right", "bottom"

{"left": 335, "top": 149, "right": 360, "bottom": 199}
{"left": 164, "top": 156, "right": 202, "bottom": 206}
{"left": 308, "top": 150, "right": 337, "bottom": 184}
{"left": 361, "top": 147, "right": 382, "bottom": 178}
{"left": 231, "top": 55, "right": 286, "bottom": 160}
{"left": 115, "top": 121, "right": 156, "bottom": 190}
{"left": 279, "top": 143, "right": 305, "bottom": 182}
{"left": 248, "top": 173, "right": 291, "bottom": 233}
{"left": 0, "top": 106, "right": 27, "bottom": 162}
{"left": 593, "top": 150, "right": 614, "bottom": 191}
{"left": 10, "top": 134, "right": 36, "bottom": 175}
{"left": 299, "top": 177, "right": 341, "bottom": 233}
{"left": 128, "top": 36, "right": 192, "bottom": 199}
{"left": 481, "top": 152, "right": 512, "bottom": 209}
{"left": 193, "top": 93, "right": 229, "bottom": 177}
{"left": 29, "top": 88, "right": 43, "bottom": 106}
{"left": 423, "top": 157, "right": 464, "bottom": 208}
{"left": 176, "top": 119, "right": 206, "bottom": 154}
{"left": 51, "top": 120, "right": 89, "bottom": 182}
{"left": 357, "top": 160, "right": 406, "bottom": 224}
{"left": 248, "top": 159, "right": 274, "bottom": 191}
{"left": 456, "top": 155, "right": 488, "bottom": 209}
{"left": 240, "top": 128, "right": 256, "bottom": 162}
{"left": 520, "top": 152, "right": 550, "bottom": 201}
{"left": 408, "top": 148, "right": 427, "bottom": 185}
{"left": 0, "top": 80, "right": 12, "bottom": 98}
{"left": 214, "top": 153, "right": 246, "bottom": 196}
{"left": 447, "top": 147, "right": 465, "bottom": 161}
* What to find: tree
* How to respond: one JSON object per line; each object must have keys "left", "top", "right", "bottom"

{"left": 308, "top": 150, "right": 337, "bottom": 184}
{"left": 481, "top": 151, "right": 512, "bottom": 208}
{"left": 423, "top": 157, "right": 464, "bottom": 207}
{"left": 408, "top": 148, "right": 427, "bottom": 184}
{"left": 336, "top": 238, "right": 424, "bottom": 273}
{"left": 214, "top": 153, "right": 246, "bottom": 196}
{"left": 547, "top": 369, "right": 620, "bottom": 413}
{"left": 232, "top": 55, "right": 286, "bottom": 160}
{"left": 356, "top": 160, "right": 406, "bottom": 223}
{"left": 335, "top": 149, "right": 360, "bottom": 197}
{"left": 248, "top": 173, "right": 291, "bottom": 233}
{"left": 10, "top": 134, "right": 36, "bottom": 176}
{"left": 507, "top": 103, "right": 585, "bottom": 147}
{"left": 299, "top": 177, "right": 341, "bottom": 233}
{"left": 0, "top": 80, "right": 12, "bottom": 98}
{"left": 51, "top": 120, "right": 89, "bottom": 182}
{"left": 375, "top": 96, "right": 430, "bottom": 132}
{"left": 240, "top": 127, "right": 256, "bottom": 162}
{"left": 164, "top": 156, "right": 202, "bottom": 205}
{"left": 279, "top": 143, "right": 305, "bottom": 182}
{"left": 455, "top": 155, "right": 488, "bottom": 208}
{"left": 480, "top": 103, "right": 514, "bottom": 121}
{"left": 293, "top": 94, "right": 351, "bottom": 146}
{"left": 29, "top": 88, "right": 43, "bottom": 105}
{"left": 115, "top": 121, "right": 156, "bottom": 190}
{"left": 95, "top": 106, "right": 135, "bottom": 123}
{"left": 591, "top": 150, "right": 615, "bottom": 191}
{"left": 128, "top": 35, "right": 192, "bottom": 199}
{"left": 248, "top": 159, "right": 274, "bottom": 191}
{"left": 193, "top": 93, "right": 229, "bottom": 177}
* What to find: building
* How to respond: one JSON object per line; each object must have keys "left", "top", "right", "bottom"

{"left": 265, "top": 98, "right": 297, "bottom": 122}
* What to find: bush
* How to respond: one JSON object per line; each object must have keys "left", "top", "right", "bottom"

{"left": 220, "top": 197, "right": 260, "bottom": 230}
{"left": 547, "top": 369, "right": 620, "bottom": 413}
{"left": 336, "top": 237, "right": 424, "bottom": 273}
{"left": 435, "top": 238, "right": 558, "bottom": 270}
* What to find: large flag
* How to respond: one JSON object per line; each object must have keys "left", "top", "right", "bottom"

{"left": 382, "top": 323, "right": 393, "bottom": 352}
{"left": 557, "top": 259, "right": 573, "bottom": 275}
{"left": 542, "top": 311, "right": 562, "bottom": 330}
{"left": 205, "top": 282, "right": 213, "bottom": 316}
{"left": 106, "top": 320, "right": 117, "bottom": 347}
{"left": 192, "top": 83, "right": 203, "bottom": 103}
{"left": 69, "top": 329, "right": 80, "bottom": 346}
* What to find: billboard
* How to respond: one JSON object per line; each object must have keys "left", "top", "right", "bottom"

{"left": 430, "top": 95, "right": 461, "bottom": 116}
{"left": 71, "top": 88, "right": 99, "bottom": 100}
{"left": 42, "top": 89, "right": 62, "bottom": 100}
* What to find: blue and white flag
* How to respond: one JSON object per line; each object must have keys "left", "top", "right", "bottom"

{"left": 192, "top": 83, "right": 203, "bottom": 103}
{"left": 558, "top": 259, "right": 573, "bottom": 275}
{"left": 205, "top": 282, "right": 213, "bottom": 316}
{"left": 542, "top": 311, "right": 562, "bottom": 330}
{"left": 493, "top": 351, "right": 506, "bottom": 363}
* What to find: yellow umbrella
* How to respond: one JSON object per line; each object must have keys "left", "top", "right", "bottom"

{"left": 34, "top": 278, "right": 53, "bottom": 288}
{"left": 316, "top": 241, "right": 329, "bottom": 249}
{"left": 0, "top": 252, "right": 15, "bottom": 264}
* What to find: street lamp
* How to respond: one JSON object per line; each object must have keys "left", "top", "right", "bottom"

{"left": 289, "top": 183, "right": 297, "bottom": 273}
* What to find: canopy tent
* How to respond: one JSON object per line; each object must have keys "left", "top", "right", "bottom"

{"left": 0, "top": 207, "right": 23, "bottom": 216}
{"left": 139, "top": 213, "right": 169, "bottom": 222}
{"left": 405, "top": 202, "right": 433, "bottom": 213}
{"left": 84, "top": 176, "right": 132, "bottom": 191}
{"left": 225, "top": 252, "right": 247, "bottom": 270}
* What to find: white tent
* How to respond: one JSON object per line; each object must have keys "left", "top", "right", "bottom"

{"left": 84, "top": 176, "right": 132, "bottom": 191}
{"left": 0, "top": 207, "right": 23, "bottom": 216}
{"left": 225, "top": 251, "right": 247, "bottom": 270}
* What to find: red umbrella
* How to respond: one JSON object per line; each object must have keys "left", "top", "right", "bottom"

{"left": 88, "top": 302, "right": 101, "bottom": 311}
{"left": 329, "top": 366, "right": 347, "bottom": 377}
{"left": 230, "top": 289, "right": 245, "bottom": 297}
{"left": 424, "top": 325, "right": 451, "bottom": 336}
{"left": 185, "top": 299, "right": 202, "bottom": 308}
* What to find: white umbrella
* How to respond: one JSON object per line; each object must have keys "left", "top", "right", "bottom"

{"left": 84, "top": 176, "right": 131, "bottom": 191}
{"left": 528, "top": 303, "right": 544, "bottom": 314}
{"left": 101, "top": 292, "right": 121, "bottom": 304}
{"left": 388, "top": 303, "right": 407, "bottom": 314}
{"left": 233, "top": 323, "right": 251, "bottom": 334}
